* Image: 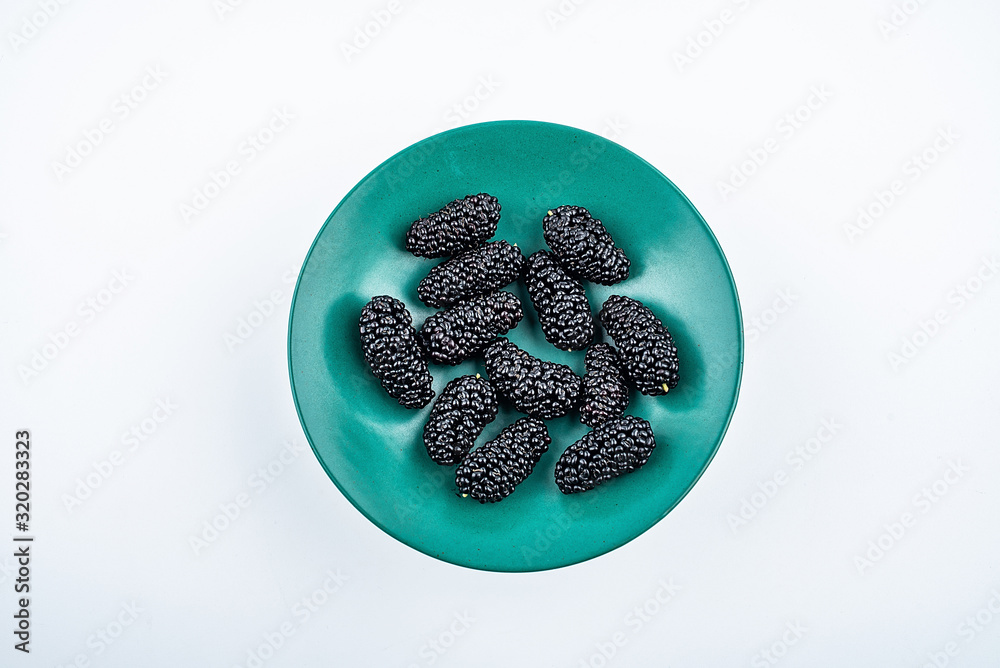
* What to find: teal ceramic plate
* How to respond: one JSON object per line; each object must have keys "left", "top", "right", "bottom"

{"left": 288, "top": 121, "right": 742, "bottom": 572}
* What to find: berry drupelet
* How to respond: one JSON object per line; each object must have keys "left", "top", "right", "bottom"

{"left": 579, "top": 343, "right": 630, "bottom": 427}
{"left": 483, "top": 338, "right": 582, "bottom": 420}
{"left": 599, "top": 295, "right": 680, "bottom": 395}
{"left": 419, "top": 291, "right": 523, "bottom": 366}
{"left": 358, "top": 295, "right": 434, "bottom": 408}
{"left": 554, "top": 415, "right": 656, "bottom": 494}
{"left": 455, "top": 417, "right": 550, "bottom": 503}
{"left": 523, "top": 250, "right": 594, "bottom": 351}
{"left": 423, "top": 375, "right": 498, "bottom": 466}
{"left": 542, "top": 205, "right": 630, "bottom": 285}
{"left": 417, "top": 240, "right": 525, "bottom": 308}
{"left": 405, "top": 193, "right": 501, "bottom": 259}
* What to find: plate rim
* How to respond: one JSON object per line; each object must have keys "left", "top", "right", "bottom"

{"left": 287, "top": 119, "right": 744, "bottom": 572}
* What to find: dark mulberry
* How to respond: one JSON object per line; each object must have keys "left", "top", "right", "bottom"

{"left": 554, "top": 416, "right": 656, "bottom": 494}
{"left": 483, "top": 338, "right": 582, "bottom": 420}
{"left": 524, "top": 250, "right": 594, "bottom": 351}
{"left": 419, "top": 291, "right": 523, "bottom": 365}
{"left": 542, "top": 205, "right": 630, "bottom": 285}
{"left": 405, "top": 193, "right": 500, "bottom": 258}
{"left": 599, "top": 295, "right": 679, "bottom": 395}
{"left": 579, "top": 344, "right": 630, "bottom": 427}
{"left": 455, "top": 417, "right": 550, "bottom": 503}
{"left": 417, "top": 240, "right": 525, "bottom": 308}
{"left": 358, "top": 296, "right": 434, "bottom": 408}
{"left": 422, "top": 375, "right": 498, "bottom": 465}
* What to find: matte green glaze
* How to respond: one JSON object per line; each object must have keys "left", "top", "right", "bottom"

{"left": 288, "top": 121, "right": 743, "bottom": 572}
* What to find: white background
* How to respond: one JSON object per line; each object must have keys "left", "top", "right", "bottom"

{"left": 2, "top": 0, "right": 999, "bottom": 666}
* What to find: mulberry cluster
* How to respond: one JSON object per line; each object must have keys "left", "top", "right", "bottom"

{"left": 524, "top": 250, "right": 594, "bottom": 351}
{"left": 543, "top": 205, "right": 630, "bottom": 285}
{"left": 484, "top": 338, "right": 582, "bottom": 420}
{"left": 358, "top": 296, "right": 434, "bottom": 408}
{"left": 554, "top": 416, "right": 656, "bottom": 494}
{"left": 405, "top": 193, "right": 501, "bottom": 258}
{"left": 423, "top": 375, "right": 498, "bottom": 466}
{"left": 579, "top": 344, "right": 630, "bottom": 427}
{"left": 419, "top": 291, "right": 523, "bottom": 365}
{"left": 599, "top": 295, "right": 680, "bottom": 395}
{"left": 418, "top": 241, "right": 525, "bottom": 308}
{"left": 455, "top": 417, "right": 550, "bottom": 503}
{"left": 357, "top": 191, "right": 687, "bottom": 503}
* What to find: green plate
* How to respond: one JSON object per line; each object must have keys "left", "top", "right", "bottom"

{"left": 288, "top": 121, "right": 742, "bottom": 572}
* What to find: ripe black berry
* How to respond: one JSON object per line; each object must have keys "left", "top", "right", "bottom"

{"left": 419, "top": 291, "right": 523, "bottom": 366}
{"left": 455, "top": 417, "right": 550, "bottom": 503}
{"left": 599, "top": 295, "right": 679, "bottom": 395}
{"left": 358, "top": 296, "right": 434, "bottom": 408}
{"left": 405, "top": 193, "right": 500, "bottom": 258}
{"left": 423, "top": 375, "right": 498, "bottom": 465}
{"left": 483, "top": 338, "right": 582, "bottom": 420}
{"left": 579, "top": 344, "right": 630, "bottom": 427}
{"left": 523, "top": 250, "right": 594, "bottom": 351}
{"left": 542, "top": 205, "right": 630, "bottom": 285}
{"left": 554, "top": 416, "right": 656, "bottom": 494}
{"left": 417, "top": 240, "right": 525, "bottom": 308}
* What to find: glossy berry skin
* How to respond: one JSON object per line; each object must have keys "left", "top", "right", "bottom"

{"left": 599, "top": 295, "right": 680, "bottom": 395}
{"left": 423, "top": 375, "right": 499, "bottom": 466}
{"left": 419, "top": 291, "right": 523, "bottom": 366}
{"left": 405, "top": 193, "right": 501, "bottom": 259}
{"left": 455, "top": 417, "right": 550, "bottom": 503}
{"left": 579, "top": 344, "right": 630, "bottom": 427}
{"left": 358, "top": 296, "right": 434, "bottom": 408}
{"left": 483, "top": 338, "right": 582, "bottom": 420}
{"left": 417, "top": 240, "right": 525, "bottom": 308}
{"left": 554, "top": 416, "right": 656, "bottom": 494}
{"left": 542, "top": 205, "right": 630, "bottom": 285}
{"left": 524, "top": 250, "right": 594, "bottom": 351}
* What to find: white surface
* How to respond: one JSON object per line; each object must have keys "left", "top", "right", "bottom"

{"left": 2, "top": 0, "right": 999, "bottom": 666}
